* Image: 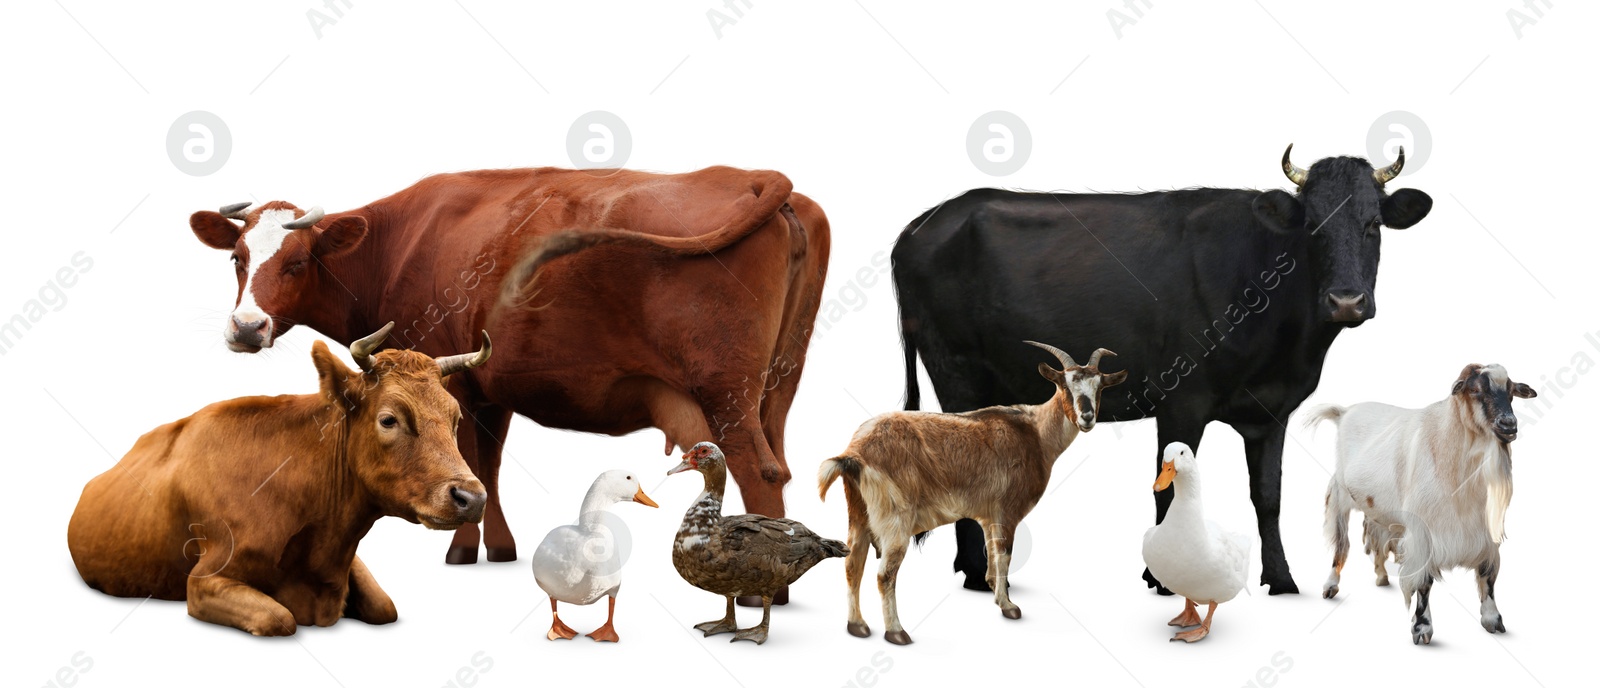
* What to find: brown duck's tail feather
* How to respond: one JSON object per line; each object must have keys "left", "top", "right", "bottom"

{"left": 819, "top": 538, "right": 849, "bottom": 559}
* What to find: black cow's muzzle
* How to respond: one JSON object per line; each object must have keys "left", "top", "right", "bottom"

{"left": 1324, "top": 291, "right": 1370, "bottom": 324}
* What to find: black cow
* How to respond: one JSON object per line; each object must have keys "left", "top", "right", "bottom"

{"left": 891, "top": 145, "right": 1433, "bottom": 595}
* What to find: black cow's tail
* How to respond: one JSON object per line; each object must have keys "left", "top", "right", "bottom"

{"left": 901, "top": 316, "right": 921, "bottom": 412}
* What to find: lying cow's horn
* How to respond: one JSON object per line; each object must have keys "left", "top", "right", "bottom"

{"left": 1373, "top": 146, "right": 1405, "bottom": 185}
{"left": 1281, "top": 144, "right": 1308, "bottom": 187}
{"left": 1085, "top": 348, "right": 1117, "bottom": 370}
{"left": 219, "top": 202, "right": 251, "bottom": 220}
{"left": 438, "top": 331, "right": 493, "bottom": 378}
{"left": 1024, "top": 340, "right": 1078, "bottom": 370}
{"left": 350, "top": 321, "right": 395, "bottom": 372}
{"left": 282, "top": 206, "right": 325, "bottom": 230}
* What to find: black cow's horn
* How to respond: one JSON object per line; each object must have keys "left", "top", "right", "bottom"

{"left": 1281, "top": 144, "right": 1308, "bottom": 187}
{"left": 1024, "top": 340, "right": 1078, "bottom": 370}
{"left": 1373, "top": 146, "right": 1405, "bottom": 184}
{"left": 219, "top": 202, "right": 251, "bottom": 220}
{"left": 350, "top": 321, "right": 395, "bottom": 372}
{"left": 438, "top": 331, "right": 493, "bottom": 378}
{"left": 1085, "top": 348, "right": 1116, "bottom": 370}
{"left": 282, "top": 206, "right": 325, "bottom": 229}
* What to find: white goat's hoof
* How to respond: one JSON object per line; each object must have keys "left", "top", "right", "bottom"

{"left": 1375, "top": 576, "right": 1389, "bottom": 587}
{"left": 1321, "top": 582, "right": 1339, "bottom": 599}
{"left": 1482, "top": 615, "right": 1505, "bottom": 634}
{"left": 1412, "top": 624, "right": 1433, "bottom": 645}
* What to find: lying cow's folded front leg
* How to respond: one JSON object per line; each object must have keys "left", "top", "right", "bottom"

{"left": 187, "top": 574, "right": 296, "bottom": 636}
{"left": 343, "top": 554, "right": 398, "bottom": 625}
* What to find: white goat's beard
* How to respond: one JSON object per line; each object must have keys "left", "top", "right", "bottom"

{"left": 1484, "top": 461, "right": 1513, "bottom": 544}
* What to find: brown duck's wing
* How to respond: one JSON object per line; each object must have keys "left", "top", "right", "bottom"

{"left": 718, "top": 515, "right": 849, "bottom": 570}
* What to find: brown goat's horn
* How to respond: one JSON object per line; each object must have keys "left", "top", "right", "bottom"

{"left": 1024, "top": 340, "right": 1078, "bottom": 369}
{"left": 1373, "top": 146, "right": 1405, "bottom": 185}
{"left": 219, "top": 202, "right": 251, "bottom": 220}
{"left": 349, "top": 321, "right": 394, "bottom": 372}
{"left": 1085, "top": 348, "right": 1117, "bottom": 370}
{"left": 282, "top": 206, "right": 325, "bottom": 229}
{"left": 438, "top": 331, "right": 493, "bottom": 378}
{"left": 1281, "top": 144, "right": 1309, "bottom": 187}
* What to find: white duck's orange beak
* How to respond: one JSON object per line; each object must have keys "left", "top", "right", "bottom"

{"left": 1153, "top": 460, "right": 1177, "bottom": 492}
{"left": 633, "top": 485, "right": 659, "bottom": 508}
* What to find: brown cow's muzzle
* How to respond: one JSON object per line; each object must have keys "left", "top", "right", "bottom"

{"left": 419, "top": 479, "right": 487, "bottom": 530}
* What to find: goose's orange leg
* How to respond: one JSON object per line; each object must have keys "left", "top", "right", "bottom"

{"left": 1171, "top": 602, "right": 1216, "bottom": 643}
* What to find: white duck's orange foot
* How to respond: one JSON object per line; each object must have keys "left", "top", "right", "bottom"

{"left": 586, "top": 622, "right": 619, "bottom": 643}
{"left": 1170, "top": 625, "right": 1210, "bottom": 643}
{"left": 1169, "top": 599, "right": 1203, "bottom": 627}
{"left": 547, "top": 616, "right": 579, "bottom": 641}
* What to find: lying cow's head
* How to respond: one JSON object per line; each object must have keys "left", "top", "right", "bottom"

{"left": 1452, "top": 363, "right": 1536, "bottom": 444}
{"left": 311, "top": 322, "right": 492, "bottom": 529}
{"left": 1252, "top": 144, "right": 1433, "bottom": 326}
{"left": 1026, "top": 340, "right": 1128, "bottom": 432}
{"left": 191, "top": 201, "right": 369, "bottom": 352}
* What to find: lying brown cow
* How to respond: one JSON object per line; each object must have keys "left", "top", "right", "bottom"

{"left": 67, "top": 324, "right": 491, "bottom": 635}
{"left": 187, "top": 166, "right": 830, "bottom": 576}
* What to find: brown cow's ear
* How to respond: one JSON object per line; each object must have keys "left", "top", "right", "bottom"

{"left": 1102, "top": 370, "right": 1129, "bottom": 388}
{"left": 191, "top": 211, "right": 241, "bottom": 249}
{"left": 311, "top": 340, "right": 358, "bottom": 407}
{"left": 1512, "top": 382, "right": 1537, "bottom": 399}
{"left": 1038, "top": 363, "right": 1066, "bottom": 386}
{"left": 314, "top": 216, "right": 368, "bottom": 258}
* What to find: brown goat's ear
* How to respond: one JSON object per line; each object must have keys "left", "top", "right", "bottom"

{"left": 1102, "top": 370, "right": 1129, "bottom": 388}
{"left": 191, "top": 211, "right": 241, "bottom": 249}
{"left": 1511, "top": 382, "right": 1536, "bottom": 399}
{"left": 1037, "top": 363, "right": 1065, "bottom": 386}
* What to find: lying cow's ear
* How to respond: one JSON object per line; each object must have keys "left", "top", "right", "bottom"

{"left": 1102, "top": 370, "right": 1129, "bottom": 388}
{"left": 191, "top": 211, "right": 241, "bottom": 250}
{"left": 1512, "top": 382, "right": 1537, "bottom": 399}
{"left": 1251, "top": 190, "right": 1304, "bottom": 234}
{"left": 315, "top": 216, "right": 368, "bottom": 258}
{"left": 1381, "top": 189, "right": 1432, "bottom": 229}
{"left": 311, "top": 340, "right": 359, "bottom": 408}
{"left": 1037, "top": 363, "right": 1065, "bottom": 386}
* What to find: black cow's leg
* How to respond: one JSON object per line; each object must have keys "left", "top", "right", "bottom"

{"left": 1145, "top": 415, "right": 1206, "bottom": 595}
{"left": 954, "top": 519, "right": 990, "bottom": 591}
{"left": 928, "top": 370, "right": 1003, "bottom": 592}
{"left": 1240, "top": 423, "right": 1298, "bottom": 595}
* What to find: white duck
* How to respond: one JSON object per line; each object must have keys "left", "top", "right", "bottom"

{"left": 1141, "top": 442, "right": 1251, "bottom": 643}
{"left": 532, "top": 469, "right": 658, "bottom": 642}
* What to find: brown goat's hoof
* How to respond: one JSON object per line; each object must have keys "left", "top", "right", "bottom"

{"left": 884, "top": 630, "right": 913, "bottom": 645}
{"left": 486, "top": 546, "right": 518, "bottom": 563}
{"left": 445, "top": 547, "right": 478, "bottom": 565}
{"left": 738, "top": 587, "right": 787, "bottom": 607}
{"left": 1002, "top": 607, "right": 1022, "bottom": 620}
{"left": 847, "top": 621, "right": 871, "bottom": 638}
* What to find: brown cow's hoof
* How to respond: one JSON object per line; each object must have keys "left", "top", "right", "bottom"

{"left": 445, "top": 547, "right": 479, "bottom": 565}
{"left": 884, "top": 629, "right": 913, "bottom": 645}
{"left": 486, "top": 546, "right": 518, "bottom": 563}
{"left": 738, "top": 587, "right": 787, "bottom": 607}
{"left": 847, "top": 621, "right": 871, "bottom": 638}
{"left": 1002, "top": 607, "right": 1022, "bottom": 620}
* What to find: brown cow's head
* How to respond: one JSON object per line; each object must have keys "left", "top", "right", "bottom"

{"left": 191, "top": 201, "right": 368, "bottom": 352}
{"left": 310, "top": 323, "right": 493, "bottom": 529}
{"left": 1025, "top": 340, "right": 1128, "bottom": 433}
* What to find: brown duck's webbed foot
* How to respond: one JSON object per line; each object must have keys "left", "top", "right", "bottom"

{"left": 1169, "top": 598, "right": 1203, "bottom": 627}
{"left": 731, "top": 595, "right": 773, "bottom": 645}
{"left": 546, "top": 599, "right": 578, "bottom": 641}
{"left": 695, "top": 597, "right": 739, "bottom": 637}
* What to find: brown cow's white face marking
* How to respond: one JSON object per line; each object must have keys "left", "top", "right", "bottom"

{"left": 227, "top": 209, "right": 296, "bottom": 351}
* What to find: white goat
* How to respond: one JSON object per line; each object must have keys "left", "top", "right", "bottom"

{"left": 1305, "top": 363, "right": 1534, "bottom": 645}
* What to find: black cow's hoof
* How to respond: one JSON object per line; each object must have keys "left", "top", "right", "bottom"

{"left": 1265, "top": 578, "right": 1300, "bottom": 596}
{"left": 963, "top": 575, "right": 994, "bottom": 592}
{"left": 445, "top": 547, "right": 478, "bottom": 565}
{"left": 884, "top": 629, "right": 913, "bottom": 645}
{"left": 737, "top": 587, "right": 788, "bottom": 607}
{"left": 847, "top": 621, "right": 871, "bottom": 638}
{"left": 486, "top": 546, "right": 518, "bottom": 563}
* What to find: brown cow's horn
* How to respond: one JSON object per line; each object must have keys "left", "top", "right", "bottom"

{"left": 1373, "top": 146, "right": 1405, "bottom": 184}
{"left": 1085, "top": 348, "right": 1116, "bottom": 370}
{"left": 1281, "top": 144, "right": 1308, "bottom": 187}
{"left": 350, "top": 321, "right": 395, "bottom": 372}
{"left": 438, "top": 331, "right": 493, "bottom": 378}
{"left": 282, "top": 206, "right": 325, "bottom": 229}
{"left": 219, "top": 202, "right": 251, "bottom": 220}
{"left": 1024, "top": 340, "right": 1078, "bottom": 370}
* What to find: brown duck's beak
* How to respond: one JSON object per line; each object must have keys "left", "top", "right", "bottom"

{"left": 1153, "top": 460, "right": 1177, "bottom": 492}
{"left": 633, "top": 486, "right": 659, "bottom": 508}
{"left": 667, "top": 458, "right": 695, "bottom": 476}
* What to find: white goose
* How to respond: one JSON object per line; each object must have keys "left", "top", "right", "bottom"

{"left": 1141, "top": 442, "right": 1251, "bottom": 642}
{"left": 532, "top": 470, "right": 658, "bottom": 642}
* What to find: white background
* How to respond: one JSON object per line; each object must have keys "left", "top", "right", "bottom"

{"left": 3, "top": 1, "right": 1593, "bottom": 686}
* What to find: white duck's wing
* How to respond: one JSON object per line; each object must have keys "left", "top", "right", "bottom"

{"left": 532, "top": 526, "right": 592, "bottom": 593}
{"left": 1205, "top": 520, "right": 1253, "bottom": 596}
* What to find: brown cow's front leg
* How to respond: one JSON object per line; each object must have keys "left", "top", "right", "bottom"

{"left": 471, "top": 405, "right": 517, "bottom": 562}
{"left": 188, "top": 574, "right": 296, "bottom": 636}
{"left": 446, "top": 398, "right": 483, "bottom": 564}
{"left": 343, "top": 555, "right": 397, "bottom": 625}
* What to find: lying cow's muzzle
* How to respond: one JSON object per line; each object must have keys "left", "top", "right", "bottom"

{"left": 419, "top": 479, "right": 488, "bottom": 530}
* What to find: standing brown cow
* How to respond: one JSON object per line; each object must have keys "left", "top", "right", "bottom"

{"left": 188, "top": 166, "right": 830, "bottom": 575}
{"left": 67, "top": 325, "right": 492, "bottom": 635}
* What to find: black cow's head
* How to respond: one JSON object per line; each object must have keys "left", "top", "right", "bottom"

{"left": 1251, "top": 144, "right": 1433, "bottom": 326}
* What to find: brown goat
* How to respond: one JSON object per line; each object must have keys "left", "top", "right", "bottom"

{"left": 818, "top": 341, "right": 1126, "bottom": 645}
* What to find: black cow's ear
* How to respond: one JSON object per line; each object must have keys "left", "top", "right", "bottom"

{"left": 1251, "top": 190, "right": 1304, "bottom": 233}
{"left": 1381, "top": 189, "right": 1432, "bottom": 229}
{"left": 191, "top": 211, "right": 241, "bottom": 250}
{"left": 315, "top": 216, "right": 368, "bottom": 257}
{"left": 1038, "top": 363, "right": 1065, "bottom": 386}
{"left": 1512, "top": 382, "right": 1537, "bottom": 399}
{"left": 1102, "top": 370, "right": 1129, "bottom": 388}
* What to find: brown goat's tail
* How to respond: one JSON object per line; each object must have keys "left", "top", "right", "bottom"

{"left": 818, "top": 455, "right": 863, "bottom": 502}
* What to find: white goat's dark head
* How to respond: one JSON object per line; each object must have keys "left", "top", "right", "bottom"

{"left": 1026, "top": 341, "right": 1128, "bottom": 433}
{"left": 1452, "top": 363, "right": 1536, "bottom": 444}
